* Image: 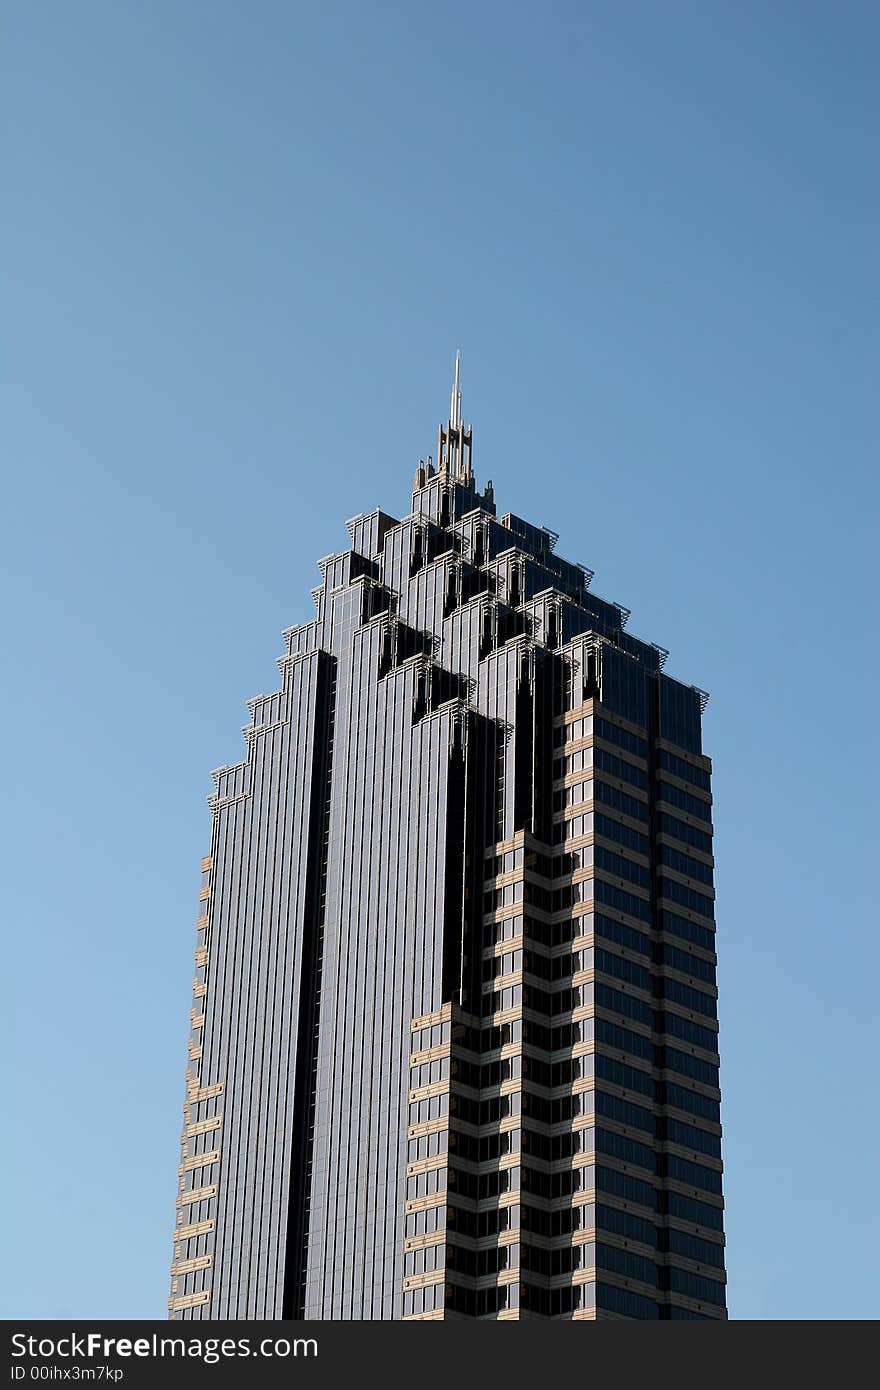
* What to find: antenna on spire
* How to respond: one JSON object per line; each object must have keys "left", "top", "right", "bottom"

{"left": 450, "top": 350, "right": 462, "bottom": 429}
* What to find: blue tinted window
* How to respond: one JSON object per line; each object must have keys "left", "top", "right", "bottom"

{"left": 657, "top": 749, "right": 711, "bottom": 791}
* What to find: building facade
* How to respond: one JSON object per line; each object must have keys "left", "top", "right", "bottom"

{"left": 169, "top": 362, "right": 726, "bottom": 1320}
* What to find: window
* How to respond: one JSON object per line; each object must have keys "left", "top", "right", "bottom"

{"left": 595, "top": 947, "right": 653, "bottom": 993}
{"left": 597, "top": 1242, "right": 658, "bottom": 1286}
{"left": 595, "top": 982, "right": 653, "bottom": 1028}
{"left": 596, "top": 1127, "right": 656, "bottom": 1172}
{"left": 663, "top": 978, "right": 717, "bottom": 1020}
{"left": 596, "top": 1203, "right": 658, "bottom": 1247}
{"left": 596, "top": 1283, "right": 660, "bottom": 1318}
{"left": 668, "top": 1267, "right": 726, "bottom": 1307}
{"left": 595, "top": 879, "right": 652, "bottom": 923}
{"left": 667, "top": 1191, "right": 724, "bottom": 1231}
{"left": 659, "top": 812, "right": 712, "bottom": 856}
{"left": 658, "top": 749, "right": 711, "bottom": 791}
{"left": 665, "top": 1083, "right": 720, "bottom": 1123}
{"left": 661, "top": 911, "right": 716, "bottom": 955}
{"left": 594, "top": 780, "right": 649, "bottom": 821}
{"left": 666, "top": 1118, "right": 722, "bottom": 1160}
{"left": 661, "top": 1012, "right": 719, "bottom": 1054}
{"left": 595, "top": 1089, "right": 655, "bottom": 1135}
{"left": 594, "top": 747, "right": 648, "bottom": 790}
{"left": 594, "top": 717, "right": 648, "bottom": 760}
{"left": 596, "top": 1018, "right": 654, "bottom": 1062}
{"left": 594, "top": 914, "right": 652, "bottom": 959}
{"left": 666, "top": 1154, "right": 723, "bottom": 1196}
{"left": 658, "top": 844, "right": 714, "bottom": 886}
{"left": 596, "top": 845, "right": 652, "bottom": 889}
{"left": 668, "top": 1229, "right": 725, "bottom": 1268}
{"left": 596, "top": 1164, "right": 657, "bottom": 1210}
{"left": 596, "top": 1053, "right": 656, "bottom": 1100}
{"left": 662, "top": 941, "right": 717, "bottom": 985}
{"left": 659, "top": 877, "right": 714, "bottom": 920}
{"left": 596, "top": 812, "right": 650, "bottom": 856}
{"left": 663, "top": 1048, "right": 720, "bottom": 1089}
{"left": 657, "top": 780, "right": 712, "bottom": 822}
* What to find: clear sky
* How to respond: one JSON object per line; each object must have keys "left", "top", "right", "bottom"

{"left": 3, "top": 1, "right": 877, "bottom": 1320}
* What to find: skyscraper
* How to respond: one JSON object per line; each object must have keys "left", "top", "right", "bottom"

{"left": 169, "top": 360, "right": 726, "bottom": 1321}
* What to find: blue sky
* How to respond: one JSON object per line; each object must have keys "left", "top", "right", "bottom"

{"left": 3, "top": 1, "right": 877, "bottom": 1319}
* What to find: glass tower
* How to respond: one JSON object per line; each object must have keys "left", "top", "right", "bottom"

{"left": 169, "top": 361, "right": 726, "bottom": 1321}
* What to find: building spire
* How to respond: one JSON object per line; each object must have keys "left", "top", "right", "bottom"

{"left": 413, "top": 354, "right": 475, "bottom": 493}
{"left": 437, "top": 350, "right": 472, "bottom": 482}
{"left": 450, "top": 350, "right": 462, "bottom": 429}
